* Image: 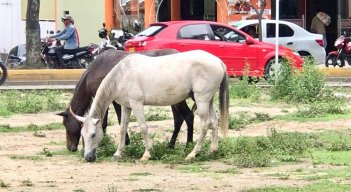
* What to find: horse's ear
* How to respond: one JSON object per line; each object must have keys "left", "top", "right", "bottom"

{"left": 92, "top": 118, "right": 100, "bottom": 125}
{"left": 56, "top": 111, "right": 68, "bottom": 117}
{"left": 69, "top": 106, "right": 86, "bottom": 123}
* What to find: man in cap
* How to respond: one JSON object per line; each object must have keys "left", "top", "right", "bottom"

{"left": 47, "top": 15, "right": 80, "bottom": 66}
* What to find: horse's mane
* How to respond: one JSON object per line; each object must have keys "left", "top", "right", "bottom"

{"left": 88, "top": 56, "right": 129, "bottom": 119}
{"left": 69, "top": 70, "right": 89, "bottom": 111}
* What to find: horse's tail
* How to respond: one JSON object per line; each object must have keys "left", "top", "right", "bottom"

{"left": 219, "top": 63, "right": 229, "bottom": 137}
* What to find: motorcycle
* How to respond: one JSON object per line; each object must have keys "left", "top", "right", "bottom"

{"left": 110, "top": 28, "right": 134, "bottom": 50}
{"left": 41, "top": 38, "right": 97, "bottom": 69}
{"left": 325, "top": 35, "right": 351, "bottom": 67}
{"left": 94, "top": 23, "right": 118, "bottom": 55}
{"left": 95, "top": 23, "right": 134, "bottom": 54}
{"left": 0, "top": 59, "right": 7, "bottom": 85}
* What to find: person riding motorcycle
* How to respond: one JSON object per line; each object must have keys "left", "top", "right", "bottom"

{"left": 47, "top": 15, "right": 80, "bottom": 66}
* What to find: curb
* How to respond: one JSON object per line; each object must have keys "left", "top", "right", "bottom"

{"left": 318, "top": 67, "right": 351, "bottom": 77}
{"left": 7, "top": 69, "right": 85, "bottom": 81}
{"left": 5, "top": 67, "right": 351, "bottom": 81}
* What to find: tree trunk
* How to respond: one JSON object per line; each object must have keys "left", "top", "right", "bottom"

{"left": 25, "top": 0, "right": 44, "bottom": 68}
{"left": 243, "top": 0, "right": 267, "bottom": 42}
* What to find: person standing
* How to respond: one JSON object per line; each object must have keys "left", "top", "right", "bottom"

{"left": 311, "top": 11, "right": 331, "bottom": 49}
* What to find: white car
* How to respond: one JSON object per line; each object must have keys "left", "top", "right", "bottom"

{"left": 232, "top": 19, "right": 326, "bottom": 64}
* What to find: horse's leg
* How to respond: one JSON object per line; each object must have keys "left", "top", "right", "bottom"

{"left": 169, "top": 101, "right": 194, "bottom": 148}
{"left": 185, "top": 100, "right": 211, "bottom": 161}
{"left": 169, "top": 104, "right": 184, "bottom": 148}
{"left": 112, "top": 101, "right": 130, "bottom": 145}
{"left": 209, "top": 98, "right": 219, "bottom": 153}
{"left": 131, "top": 102, "right": 152, "bottom": 161}
{"left": 112, "top": 106, "right": 131, "bottom": 161}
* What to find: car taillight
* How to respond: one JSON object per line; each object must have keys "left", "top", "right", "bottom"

{"left": 315, "top": 39, "right": 324, "bottom": 47}
{"left": 126, "top": 41, "right": 147, "bottom": 47}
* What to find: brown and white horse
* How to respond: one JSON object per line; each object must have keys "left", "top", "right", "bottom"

{"left": 71, "top": 50, "right": 229, "bottom": 162}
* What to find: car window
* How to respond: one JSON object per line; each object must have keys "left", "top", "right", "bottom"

{"left": 178, "top": 24, "right": 211, "bottom": 40}
{"left": 241, "top": 24, "right": 259, "bottom": 38}
{"left": 266, "top": 23, "right": 294, "bottom": 38}
{"left": 211, "top": 25, "right": 246, "bottom": 43}
{"left": 135, "top": 25, "right": 165, "bottom": 37}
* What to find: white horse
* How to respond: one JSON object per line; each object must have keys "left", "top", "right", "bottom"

{"left": 70, "top": 50, "right": 229, "bottom": 162}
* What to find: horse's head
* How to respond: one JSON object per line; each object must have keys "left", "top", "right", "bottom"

{"left": 69, "top": 107, "right": 103, "bottom": 162}
{"left": 57, "top": 109, "right": 82, "bottom": 152}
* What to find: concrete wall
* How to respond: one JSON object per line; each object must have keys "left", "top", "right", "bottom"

{"left": 56, "top": 0, "right": 105, "bottom": 46}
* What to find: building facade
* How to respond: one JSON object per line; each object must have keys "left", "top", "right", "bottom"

{"left": 1, "top": 0, "right": 351, "bottom": 54}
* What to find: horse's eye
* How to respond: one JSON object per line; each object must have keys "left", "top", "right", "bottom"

{"left": 91, "top": 133, "right": 96, "bottom": 138}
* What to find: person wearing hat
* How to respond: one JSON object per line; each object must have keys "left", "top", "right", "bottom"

{"left": 47, "top": 15, "right": 80, "bottom": 66}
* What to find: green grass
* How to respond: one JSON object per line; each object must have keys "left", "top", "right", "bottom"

{"left": 130, "top": 172, "right": 153, "bottom": 176}
{"left": 10, "top": 155, "right": 43, "bottom": 161}
{"left": 312, "top": 151, "right": 351, "bottom": 166}
{"left": 242, "top": 181, "right": 351, "bottom": 192}
{"left": 21, "top": 179, "right": 33, "bottom": 187}
{"left": 0, "top": 90, "right": 70, "bottom": 115}
{"left": 276, "top": 110, "right": 351, "bottom": 122}
{"left": 0, "top": 123, "right": 63, "bottom": 133}
{"left": 0, "top": 179, "right": 10, "bottom": 188}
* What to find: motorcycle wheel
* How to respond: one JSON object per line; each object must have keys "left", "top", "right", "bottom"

{"left": 325, "top": 54, "right": 345, "bottom": 67}
{"left": 0, "top": 63, "right": 8, "bottom": 85}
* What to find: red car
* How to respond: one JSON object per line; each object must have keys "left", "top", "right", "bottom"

{"left": 125, "top": 20, "right": 303, "bottom": 79}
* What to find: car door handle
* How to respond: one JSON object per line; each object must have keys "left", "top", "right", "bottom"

{"left": 180, "top": 43, "right": 190, "bottom": 46}
{"left": 287, "top": 42, "right": 293, "bottom": 45}
{"left": 219, "top": 45, "right": 229, "bottom": 48}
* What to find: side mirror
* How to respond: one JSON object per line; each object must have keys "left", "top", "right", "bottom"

{"left": 9, "top": 54, "right": 20, "bottom": 60}
{"left": 246, "top": 36, "right": 254, "bottom": 45}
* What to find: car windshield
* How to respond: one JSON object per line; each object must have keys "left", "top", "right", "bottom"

{"left": 135, "top": 25, "right": 165, "bottom": 37}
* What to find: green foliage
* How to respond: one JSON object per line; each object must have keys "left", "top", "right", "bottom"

{"left": 96, "top": 134, "right": 117, "bottom": 160}
{"left": 289, "top": 59, "right": 326, "bottom": 103}
{"left": 230, "top": 67, "right": 261, "bottom": 102}
{"left": 269, "top": 58, "right": 348, "bottom": 117}
{"left": 229, "top": 112, "right": 272, "bottom": 130}
{"left": 0, "top": 123, "right": 63, "bottom": 133}
{"left": 21, "top": 179, "right": 33, "bottom": 187}
{"left": 0, "top": 90, "right": 67, "bottom": 115}
{"left": 243, "top": 181, "right": 351, "bottom": 192}
{"left": 130, "top": 107, "right": 170, "bottom": 122}
{"left": 0, "top": 180, "right": 10, "bottom": 188}
{"left": 269, "top": 59, "right": 293, "bottom": 101}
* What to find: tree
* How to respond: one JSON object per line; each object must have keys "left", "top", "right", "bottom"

{"left": 25, "top": 0, "right": 44, "bottom": 68}
{"left": 241, "top": 0, "right": 267, "bottom": 41}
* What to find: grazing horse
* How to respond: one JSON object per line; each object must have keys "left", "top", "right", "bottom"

{"left": 58, "top": 49, "right": 195, "bottom": 152}
{"left": 71, "top": 50, "right": 229, "bottom": 162}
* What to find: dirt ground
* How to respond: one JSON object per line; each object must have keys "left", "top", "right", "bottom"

{"left": 1, "top": 106, "right": 351, "bottom": 192}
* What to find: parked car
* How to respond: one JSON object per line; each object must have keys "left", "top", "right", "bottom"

{"left": 124, "top": 20, "right": 303, "bottom": 80}
{"left": 5, "top": 44, "right": 26, "bottom": 68}
{"left": 231, "top": 19, "right": 326, "bottom": 64}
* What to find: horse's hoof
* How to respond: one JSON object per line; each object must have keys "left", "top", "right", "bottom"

{"left": 185, "top": 154, "right": 195, "bottom": 161}
{"left": 112, "top": 155, "right": 121, "bottom": 161}
{"left": 140, "top": 156, "right": 150, "bottom": 162}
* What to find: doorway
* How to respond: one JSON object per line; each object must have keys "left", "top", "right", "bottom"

{"left": 306, "top": 0, "right": 338, "bottom": 53}
{"left": 181, "top": 0, "right": 216, "bottom": 21}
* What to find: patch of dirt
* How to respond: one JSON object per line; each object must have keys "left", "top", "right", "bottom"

{"left": 0, "top": 106, "right": 350, "bottom": 191}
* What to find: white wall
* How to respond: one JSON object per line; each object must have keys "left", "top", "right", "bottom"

{"left": 0, "top": 0, "right": 55, "bottom": 53}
